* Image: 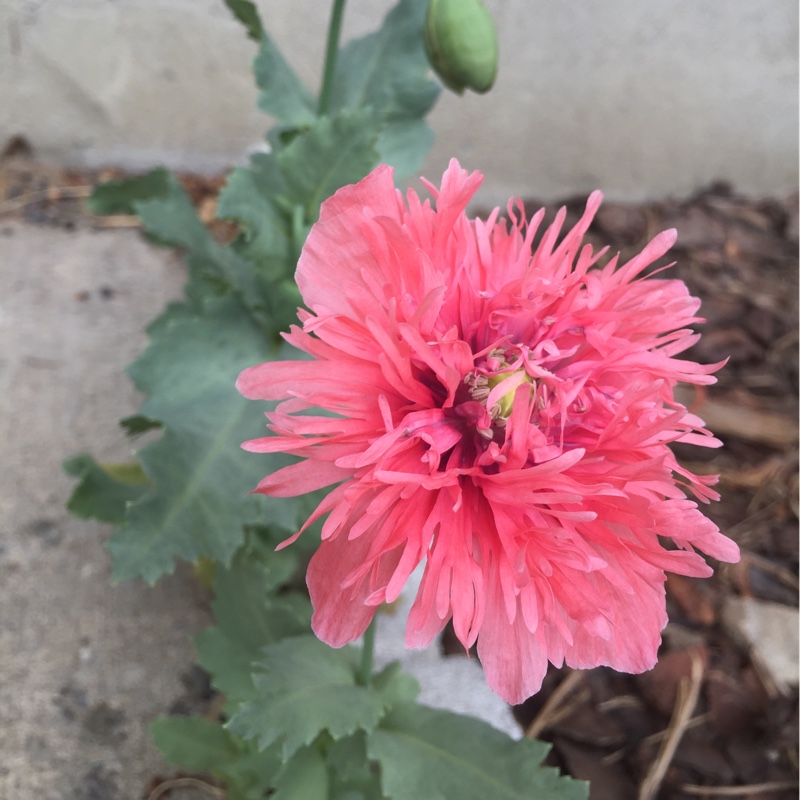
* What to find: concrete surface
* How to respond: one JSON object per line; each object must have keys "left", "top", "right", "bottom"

{"left": 0, "top": 220, "right": 211, "bottom": 799}
{"left": 2, "top": 0, "right": 797, "bottom": 202}
{"left": 0, "top": 220, "right": 523, "bottom": 798}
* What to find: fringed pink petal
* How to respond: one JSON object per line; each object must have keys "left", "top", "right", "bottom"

{"left": 237, "top": 159, "right": 738, "bottom": 704}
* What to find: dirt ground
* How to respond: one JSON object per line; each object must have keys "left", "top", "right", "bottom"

{"left": 1, "top": 145, "right": 797, "bottom": 800}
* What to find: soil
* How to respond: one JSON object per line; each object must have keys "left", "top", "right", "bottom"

{"left": 2, "top": 142, "right": 797, "bottom": 800}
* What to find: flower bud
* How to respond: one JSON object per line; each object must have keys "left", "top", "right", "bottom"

{"left": 424, "top": 0, "right": 498, "bottom": 94}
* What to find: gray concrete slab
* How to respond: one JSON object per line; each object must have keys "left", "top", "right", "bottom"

{"left": 0, "top": 221, "right": 212, "bottom": 799}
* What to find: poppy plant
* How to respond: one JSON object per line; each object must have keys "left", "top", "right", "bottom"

{"left": 237, "top": 160, "right": 739, "bottom": 704}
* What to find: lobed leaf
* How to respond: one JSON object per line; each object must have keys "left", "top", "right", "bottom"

{"left": 223, "top": 0, "right": 264, "bottom": 41}
{"left": 216, "top": 152, "right": 292, "bottom": 283}
{"left": 151, "top": 716, "right": 243, "bottom": 772}
{"left": 87, "top": 168, "right": 173, "bottom": 215}
{"left": 227, "top": 636, "right": 409, "bottom": 761}
{"left": 195, "top": 553, "right": 311, "bottom": 705}
{"left": 152, "top": 715, "right": 283, "bottom": 799}
{"left": 107, "top": 295, "right": 301, "bottom": 583}
{"left": 330, "top": 0, "right": 439, "bottom": 177}
{"left": 64, "top": 455, "right": 149, "bottom": 524}
{"left": 369, "top": 704, "right": 589, "bottom": 800}
{"left": 254, "top": 31, "right": 317, "bottom": 126}
{"left": 118, "top": 414, "right": 163, "bottom": 437}
{"left": 277, "top": 108, "right": 381, "bottom": 222}
{"left": 270, "top": 744, "right": 329, "bottom": 800}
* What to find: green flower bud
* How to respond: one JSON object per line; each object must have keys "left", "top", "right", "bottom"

{"left": 424, "top": 0, "right": 499, "bottom": 95}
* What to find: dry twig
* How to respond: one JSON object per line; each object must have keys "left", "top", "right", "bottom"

{"left": 524, "top": 670, "right": 586, "bottom": 739}
{"left": 0, "top": 184, "right": 93, "bottom": 215}
{"left": 638, "top": 649, "right": 705, "bottom": 800}
{"left": 680, "top": 780, "right": 799, "bottom": 797}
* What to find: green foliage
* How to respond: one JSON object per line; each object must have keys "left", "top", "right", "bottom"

{"left": 330, "top": 0, "right": 440, "bottom": 176}
{"left": 326, "top": 733, "right": 387, "bottom": 800}
{"left": 254, "top": 31, "right": 317, "bottom": 126}
{"left": 107, "top": 296, "right": 301, "bottom": 583}
{"left": 87, "top": 167, "right": 173, "bottom": 214}
{"left": 63, "top": 455, "right": 149, "bottom": 524}
{"left": 152, "top": 716, "right": 243, "bottom": 772}
{"left": 151, "top": 715, "right": 283, "bottom": 799}
{"left": 223, "top": 0, "right": 264, "bottom": 42}
{"left": 227, "top": 637, "right": 417, "bottom": 760}
{"left": 369, "top": 704, "right": 589, "bottom": 800}
{"left": 216, "top": 152, "right": 291, "bottom": 283}
{"left": 270, "top": 744, "right": 330, "bottom": 800}
{"left": 277, "top": 108, "right": 381, "bottom": 222}
{"left": 195, "top": 551, "right": 311, "bottom": 706}
{"left": 119, "top": 414, "right": 163, "bottom": 437}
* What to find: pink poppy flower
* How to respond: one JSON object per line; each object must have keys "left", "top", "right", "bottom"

{"left": 237, "top": 160, "right": 739, "bottom": 704}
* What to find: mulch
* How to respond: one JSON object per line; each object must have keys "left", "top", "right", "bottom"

{"left": 2, "top": 141, "right": 797, "bottom": 800}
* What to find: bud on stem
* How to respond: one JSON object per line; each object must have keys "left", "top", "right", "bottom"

{"left": 424, "top": 0, "right": 499, "bottom": 94}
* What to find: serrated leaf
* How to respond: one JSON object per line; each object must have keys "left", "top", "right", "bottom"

{"left": 328, "top": 732, "right": 387, "bottom": 800}
{"left": 332, "top": 0, "right": 438, "bottom": 117}
{"left": 119, "top": 414, "right": 163, "bottom": 437}
{"left": 330, "top": 0, "right": 439, "bottom": 177}
{"left": 64, "top": 454, "right": 149, "bottom": 524}
{"left": 254, "top": 32, "right": 317, "bottom": 126}
{"left": 107, "top": 295, "right": 301, "bottom": 583}
{"left": 223, "top": 747, "right": 284, "bottom": 800}
{"left": 227, "top": 636, "right": 394, "bottom": 760}
{"left": 102, "top": 174, "right": 268, "bottom": 325}
{"left": 371, "top": 662, "right": 420, "bottom": 708}
{"left": 151, "top": 716, "right": 242, "bottom": 772}
{"left": 271, "top": 744, "right": 329, "bottom": 800}
{"left": 376, "top": 117, "right": 435, "bottom": 178}
{"left": 242, "top": 524, "right": 303, "bottom": 591}
{"left": 216, "top": 152, "right": 292, "bottom": 283}
{"left": 369, "top": 705, "right": 589, "bottom": 800}
{"left": 195, "top": 554, "right": 311, "bottom": 704}
{"left": 277, "top": 109, "right": 381, "bottom": 221}
{"left": 224, "top": 0, "right": 263, "bottom": 41}
{"left": 88, "top": 168, "right": 173, "bottom": 215}
{"left": 134, "top": 189, "right": 261, "bottom": 306}
{"left": 152, "top": 715, "right": 283, "bottom": 799}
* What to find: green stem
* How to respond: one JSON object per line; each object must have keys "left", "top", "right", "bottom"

{"left": 358, "top": 616, "right": 377, "bottom": 686}
{"left": 318, "top": 0, "right": 347, "bottom": 116}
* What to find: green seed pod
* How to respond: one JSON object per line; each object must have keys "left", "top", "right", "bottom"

{"left": 424, "top": 0, "right": 499, "bottom": 95}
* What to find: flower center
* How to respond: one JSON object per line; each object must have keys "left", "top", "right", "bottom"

{"left": 464, "top": 348, "right": 534, "bottom": 428}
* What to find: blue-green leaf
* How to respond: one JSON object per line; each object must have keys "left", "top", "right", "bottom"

{"left": 87, "top": 168, "right": 173, "bottom": 215}
{"left": 271, "top": 744, "right": 329, "bottom": 800}
{"left": 119, "top": 414, "right": 163, "bottom": 437}
{"left": 227, "top": 636, "right": 402, "bottom": 760}
{"left": 195, "top": 553, "right": 311, "bottom": 705}
{"left": 151, "top": 716, "right": 243, "bottom": 772}
{"left": 107, "top": 295, "right": 300, "bottom": 583}
{"left": 254, "top": 32, "right": 317, "bottom": 126}
{"left": 277, "top": 108, "right": 381, "bottom": 221}
{"left": 330, "top": 0, "right": 439, "bottom": 176}
{"left": 369, "top": 704, "right": 589, "bottom": 800}
{"left": 224, "top": 0, "right": 263, "bottom": 41}
{"left": 64, "top": 455, "right": 149, "bottom": 524}
{"left": 216, "top": 152, "right": 292, "bottom": 283}
{"left": 152, "top": 715, "right": 283, "bottom": 799}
